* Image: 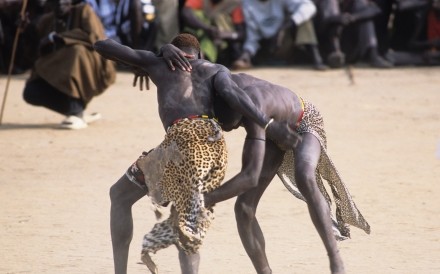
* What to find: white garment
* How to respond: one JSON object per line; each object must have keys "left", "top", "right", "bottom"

{"left": 242, "top": 0, "right": 316, "bottom": 55}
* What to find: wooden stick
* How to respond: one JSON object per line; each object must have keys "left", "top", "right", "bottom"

{"left": 0, "top": 0, "right": 28, "bottom": 125}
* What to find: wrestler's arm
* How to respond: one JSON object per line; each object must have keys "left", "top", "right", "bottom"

{"left": 158, "top": 44, "right": 194, "bottom": 71}
{"left": 94, "top": 39, "right": 158, "bottom": 70}
{"left": 204, "top": 122, "right": 266, "bottom": 207}
{"left": 213, "top": 69, "right": 270, "bottom": 128}
{"left": 213, "top": 69, "right": 300, "bottom": 149}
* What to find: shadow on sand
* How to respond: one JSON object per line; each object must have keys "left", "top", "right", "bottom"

{"left": 0, "top": 123, "right": 61, "bottom": 130}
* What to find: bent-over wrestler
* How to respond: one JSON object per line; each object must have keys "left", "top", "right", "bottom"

{"left": 93, "top": 33, "right": 301, "bottom": 274}
{"left": 204, "top": 72, "right": 371, "bottom": 274}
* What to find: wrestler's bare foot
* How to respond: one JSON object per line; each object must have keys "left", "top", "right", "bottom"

{"left": 141, "top": 251, "right": 158, "bottom": 274}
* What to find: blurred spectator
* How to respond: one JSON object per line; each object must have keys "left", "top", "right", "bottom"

{"left": 427, "top": 1, "right": 440, "bottom": 52}
{"left": 373, "top": 0, "right": 439, "bottom": 66}
{"left": 339, "top": 0, "right": 393, "bottom": 68}
{"left": 22, "top": 0, "right": 116, "bottom": 129}
{"left": 114, "top": 0, "right": 156, "bottom": 50}
{"left": 232, "top": 0, "right": 328, "bottom": 71}
{"left": 313, "top": 0, "right": 347, "bottom": 68}
{"left": 313, "top": 0, "right": 380, "bottom": 68}
{"left": 0, "top": 0, "right": 46, "bottom": 74}
{"left": 84, "top": 0, "right": 118, "bottom": 41}
{"left": 181, "top": 0, "right": 245, "bottom": 67}
{"left": 85, "top": 0, "right": 159, "bottom": 51}
{"left": 152, "top": 0, "right": 180, "bottom": 51}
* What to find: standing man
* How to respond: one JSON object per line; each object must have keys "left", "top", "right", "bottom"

{"left": 93, "top": 33, "right": 301, "bottom": 274}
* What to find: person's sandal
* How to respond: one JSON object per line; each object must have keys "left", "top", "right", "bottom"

{"left": 60, "top": 115, "right": 88, "bottom": 130}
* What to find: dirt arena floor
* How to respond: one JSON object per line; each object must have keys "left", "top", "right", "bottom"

{"left": 1, "top": 66, "right": 439, "bottom": 274}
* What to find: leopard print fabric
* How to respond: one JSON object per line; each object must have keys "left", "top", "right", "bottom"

{"left": 277, "top": 100, "right": 370, "bottom": 238}
{"left": 137, "top": 118, "right": 227, "bottom": 257}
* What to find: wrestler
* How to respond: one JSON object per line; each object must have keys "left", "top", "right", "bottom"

{"left": 150, "top": 44, "right": 371, "bottom": 274}
{"left": 204, "top": 73, "right": 371, "bottom": 274}
{"left": 93, "top": 33, "right": 301, "bottom": 274}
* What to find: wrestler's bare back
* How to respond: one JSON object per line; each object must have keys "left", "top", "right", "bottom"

{"left": 217, "top": 73, "right": 304, "bottom": 132}
{"left": 153, "top": 60, "right": 225, "bottom": 129}
{"left": 94, "top": 39, "right": 225, "bottom": 129}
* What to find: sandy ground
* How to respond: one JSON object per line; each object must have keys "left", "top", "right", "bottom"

{"left": 0, "top": 66, "right": 439, "bottom": 274}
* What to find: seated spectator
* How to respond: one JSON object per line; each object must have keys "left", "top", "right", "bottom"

{"left": 232, "top": 0, "right": 327, "bottom": 71}
{"left": 313, "top": 0, "right": 381, "bottom": 68}
{"left": 339, "top": 0, "right": 393, "bottom": 68}
{"left": 85, "top": 0, "right": 159, "bottom": 51}
{"left": 22, "top": 0, "right": 116, "bottom": 129}
{"left": 373, "top": 0, "right": 439, "bottom": 66}
{"left": 85, "top": 0, "right": 119, "bottom": 42}
{"left": 312, "top": 0, "right": 347, "bottom": 68}
{"left": 181, "top": 0, "right": 245, "bottom": 67}
{"left": 114, "top": 0, "right": 156, "bottom": 50}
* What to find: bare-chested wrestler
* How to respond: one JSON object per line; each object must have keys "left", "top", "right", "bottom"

{"left": 93, "top": 33, "right": 300, "bottom": 274}
{"left": 204, "top": 73, "right": 371, "bottom": 274}
{"left": 143, "top": 44, "right": 371, "bottom": 274}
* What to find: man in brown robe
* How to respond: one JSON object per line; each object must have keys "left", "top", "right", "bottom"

{"left": 23, "top": 0, "right": 116, "bottom": 129}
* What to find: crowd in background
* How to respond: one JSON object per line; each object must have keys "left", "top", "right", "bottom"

{"left": 1, "top": 0, "right": 439, "bottom": 75}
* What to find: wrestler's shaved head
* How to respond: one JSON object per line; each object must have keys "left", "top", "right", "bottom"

{"left": 171, "top": 33, "right": 200, "bottom": 55}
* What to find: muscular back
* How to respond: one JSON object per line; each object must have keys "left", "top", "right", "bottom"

{"left": 217, "top": 73, "right": 303, "bottom": 131}
{"left": 150, "top": 59, "right": 225, "bottom": 129}
{"left": 94, "top": 39, "right": 227, "bottom": 129}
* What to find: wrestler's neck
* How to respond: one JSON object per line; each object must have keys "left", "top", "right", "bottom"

{"left": 180, "top": 47, "right": 199, "bottom": 60}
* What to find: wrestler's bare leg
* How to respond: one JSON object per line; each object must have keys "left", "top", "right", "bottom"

{"left": 178, "top": 248, "right": 200, "bottom": 274}
{"left": 294, "top": 133, "right": 345, "bottom": 274}
{"left": 110, "top": 175, "right": 148, "bottom": 274}
{"left": 235, "top": 141, "right": 285, "bottom": 274}
{"left": 110, "top": 175, "right": 200, "bottom": 274}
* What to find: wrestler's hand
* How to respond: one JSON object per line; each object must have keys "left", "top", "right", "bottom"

{"left": 133, "top": 74, "right": 150, "bottom": 91}
{"left": 131, "top": 67, "right": 150, "bottom": 91}
{"left": 160, "top": 44, "right": 193, "bottom": 71}
{"left": 266, "top": 120, "right": 302, "bottom": 150}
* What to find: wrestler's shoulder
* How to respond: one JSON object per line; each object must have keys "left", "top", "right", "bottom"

{"left": 192, "top": 60, "right": 227, "bottom": 72}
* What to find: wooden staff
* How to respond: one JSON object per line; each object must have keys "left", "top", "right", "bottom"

{"left": 0, "top": 0, "right": 28, "bottom": 125}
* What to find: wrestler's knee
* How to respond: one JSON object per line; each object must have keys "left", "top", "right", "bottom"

{"left": 109, "top": 176, "right": 145, "bottom": 207}
{"left": 109, "top": 183, "right": 124, "bottom": 206}
{"left": 294, "top": 169, "right": 318, "bottom": 198}
{"left": 234, "top": 199, "right": 256, "bottom": 223}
